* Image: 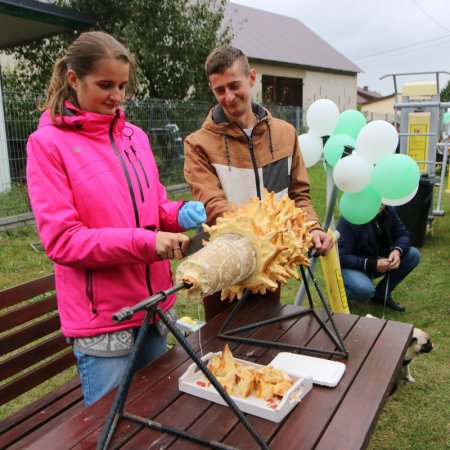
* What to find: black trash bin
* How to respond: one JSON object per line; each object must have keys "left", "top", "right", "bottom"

{"left": 395, "top": 175, "right": 437, "bottom": 247}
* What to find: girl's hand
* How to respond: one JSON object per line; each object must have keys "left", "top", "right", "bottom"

{"left": 155, "top": 232, "right": 190, "bottom": 260}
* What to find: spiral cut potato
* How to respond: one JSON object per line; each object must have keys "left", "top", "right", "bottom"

{"left": 176, "top": 189, "right": 314, "bottom": 301}
{"left": 207, "top": 344, "right": 293, "bottom": 400}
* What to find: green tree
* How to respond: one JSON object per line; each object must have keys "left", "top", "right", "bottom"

{"left": 441, "top": 80, "right": 450, "bottom": 102}
{"left": 2, "top": 0, "right": 233, "bottom": 101}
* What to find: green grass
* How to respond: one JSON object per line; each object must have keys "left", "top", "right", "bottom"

{"left": 1, "top": 165, "right": 449, "bottom": 450}
{"left": 0, "top": 182, "right": 31, "bottom": 218}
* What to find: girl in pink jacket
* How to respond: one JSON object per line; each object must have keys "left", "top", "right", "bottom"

{"left": 26, "top": 31, "right": 206, "bottom": 405}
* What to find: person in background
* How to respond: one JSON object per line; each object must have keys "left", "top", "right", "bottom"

{"left": 183, "top": 45, "right": 333, "bottom": 321}
{"left": 394, "top": 121, "right": 401, "bottom": 153}
{"left": 26, "top": 31, "right": 206, "bottom": 405}
{"left": 337, "top": 204, "right": 420, "bottom": 312}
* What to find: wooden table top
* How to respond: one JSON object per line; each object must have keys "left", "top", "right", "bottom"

{"left": 27, "top": 297, "right": 413, "bottom": 450}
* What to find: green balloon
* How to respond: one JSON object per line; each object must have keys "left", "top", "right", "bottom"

{"left": 339, "top": 184, "right": 382, "bottom": 225}
{"left": 333, "top": 110, "right": 367, "bottom": 139}
{"left": 444, "top": 112, "right": 450, "bottom": 125}
{"left": 323, "top": 133, "right": 356, "bottom": 167}
{"left": 371, "top": 154, "right": 420, "bottom": 199}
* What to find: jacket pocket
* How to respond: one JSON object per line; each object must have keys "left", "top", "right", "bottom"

{"left": 85, "top": 270, "right": 98, "bottom": 315}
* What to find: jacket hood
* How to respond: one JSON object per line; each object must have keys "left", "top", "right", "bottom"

{"left": 38, "top": 101, "right": 126, "bottom": 134}
{"left": 210, "top": 102, "right": 268, "bottom": 126}
{"left": 203, "top": 102, "right": 274, "bottom": 166}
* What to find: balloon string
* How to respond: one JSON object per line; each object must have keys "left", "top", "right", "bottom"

{"left": 382, "top": 269, "right": 390, "bottom": 320}
{"left": 197, "top": 303, "right": 204, "bottom": 358}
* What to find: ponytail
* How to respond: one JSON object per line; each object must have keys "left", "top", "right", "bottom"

{"left": 44, "top": 56, "right": 77, "bottom": 126}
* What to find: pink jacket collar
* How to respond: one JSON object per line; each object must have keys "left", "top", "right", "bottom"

{"left": 38, "top": 101, "right": 126, "bottom": 134}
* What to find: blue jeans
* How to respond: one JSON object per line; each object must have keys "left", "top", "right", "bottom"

{"left": 341, "top": 247, "right": 420, "bottom": 302}
{"left": 74, "top": 324, "right": 167, "bottom": 406}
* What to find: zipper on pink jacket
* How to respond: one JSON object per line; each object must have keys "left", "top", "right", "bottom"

{"left": 108, "top": 120, "right": 154, "bottom": 297}
{"left": 124, "top": 148, "right": 144, "bottom": 202}
{"left": 131, "top": 145, "right": 150, "bottom": 188}
{"left": 85, "top": 269, "right": 97, "bottom": 314}
{"left": 109, "top": 122, "right": 140, "bottom": 227}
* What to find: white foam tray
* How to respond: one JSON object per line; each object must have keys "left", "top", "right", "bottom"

{"left": 179, "top": 352, "right": 313, "bottom": 423}
{"left": 270, "top": 353, "right": 346, "bottom": 387}
{"left": 175, "top": 319, "right": 205, "bottom": 334}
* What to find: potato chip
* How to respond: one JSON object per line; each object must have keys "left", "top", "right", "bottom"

{"left": 207, "top": 345, "right": 293, "bottom": 400}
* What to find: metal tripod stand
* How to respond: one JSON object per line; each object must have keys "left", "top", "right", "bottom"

{"left": 97, "top": 283, "right": 269, "bottom": 450}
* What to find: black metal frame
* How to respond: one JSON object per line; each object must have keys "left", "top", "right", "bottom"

{"left": 219, "top": 266, "right": 349, "bottom": 359}
{"left": 97, "top": 283, "right": 269, "bottom": 450}
{"left": 97, "top": 260, "right": 348, "bottom": 449}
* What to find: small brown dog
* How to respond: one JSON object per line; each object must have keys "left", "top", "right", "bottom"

{"left": 365, "top": 316, "right": 434, "bottom": 389}
{"left": 402, "top": 327, "right": 434, "bottom": 383}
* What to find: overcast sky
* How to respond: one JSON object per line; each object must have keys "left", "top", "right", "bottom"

{"left": 231, "top": 0, "right": 450, "bottom": 96}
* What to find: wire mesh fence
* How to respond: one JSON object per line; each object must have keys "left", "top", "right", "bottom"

{"left": 362, "top": 111, "right": 399, "bottom": 123}
{"left": 0, "top": 91, "right": 302, "bottom": 225}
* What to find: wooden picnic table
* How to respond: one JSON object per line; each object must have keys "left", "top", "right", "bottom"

{"left": 23, "top": 296, "right": 412, "bottom": 450}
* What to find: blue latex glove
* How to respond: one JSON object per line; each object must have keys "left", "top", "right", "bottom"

{"left": 178, "top": 201, "right": 207, "bottom": 230}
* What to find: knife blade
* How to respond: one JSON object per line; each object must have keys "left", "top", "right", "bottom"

{"left": 183, "top": 231, "right": 210, "bottom": 257}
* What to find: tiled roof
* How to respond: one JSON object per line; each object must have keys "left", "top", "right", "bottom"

{"left": 226, "top": 2, "right": 361, "bottom": 74}
{"left": 360, "top": 93, "right": 395, "bottom": 105}
{"left": 357, "top": 86, "right": 383, "bottom": 104}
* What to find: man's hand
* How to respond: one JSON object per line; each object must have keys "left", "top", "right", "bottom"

{"left": 311, "top": 229, "right": 334, "bottom": 256}
{"left": 376, "top": 250, "right": 401, "bottom": 272}
{"left": 376, "top": 258, "right": 391, "bottom": 273}
{"left": 388, "top": 249, "right": 401, "bottom": 270}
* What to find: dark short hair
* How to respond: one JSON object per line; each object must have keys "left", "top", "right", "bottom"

{"left": 205, "top": 45, "right": 251, "bottom": 78}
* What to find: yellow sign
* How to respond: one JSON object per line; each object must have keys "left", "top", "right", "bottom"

{"left": 320, "top": 231, "right": 350, "bottom": 314}
{"left": 335, "top": 269, "right": 348, "bottom": 310}
{"left": 407, "top": 112, "right": 430, "bottom": 172}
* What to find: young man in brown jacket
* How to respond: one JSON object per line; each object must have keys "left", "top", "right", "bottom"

{"left": 184, "top": 45, "right": 332, "bottom": 321}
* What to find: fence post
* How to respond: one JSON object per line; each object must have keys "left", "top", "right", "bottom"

{"left": 0, "top": 70, "right": 11, "bottom": 193}
{"left": 295, "top": 106, "right": 301, "bottom": 133}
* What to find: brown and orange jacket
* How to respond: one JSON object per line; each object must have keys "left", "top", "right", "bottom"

{"left": 184, "top": 102, "right": 322, "bottom": 229}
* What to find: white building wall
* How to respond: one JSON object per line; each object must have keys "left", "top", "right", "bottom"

{"left": 303, "top": 71, "right": 357, "bottom": 111}
{"left": 249, "top": 61, "right": 357, "bottom": 113}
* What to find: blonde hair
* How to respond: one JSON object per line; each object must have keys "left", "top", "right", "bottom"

{"left": 44, "top": 31, "right": 136, "bottom": 125}
{"left": 205, "top": 45, "right": 251, "bottom": 79}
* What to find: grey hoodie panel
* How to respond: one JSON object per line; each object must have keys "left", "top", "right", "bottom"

{"left": 263, "top": 156, "right": 290, "bottom": 193}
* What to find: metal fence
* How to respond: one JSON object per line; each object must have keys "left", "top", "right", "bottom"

{"left": 0, "top": 91, "right": 302, "bottom": 223}
{"left": 362, "top": 111, "right": 399, "bottom": 124}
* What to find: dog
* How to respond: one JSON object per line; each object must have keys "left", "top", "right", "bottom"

{"left": 365, "top": 315, "right": 434, "bottom": 386}
{"left": 402, "top": 327, "right": 434, "bottom": 383}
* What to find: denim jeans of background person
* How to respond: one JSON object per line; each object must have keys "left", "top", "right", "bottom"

{"left": 337, "top": 204, "right": 420, "bottom": 312}
{"left": 341, "top": 247, "right": 420, "bottom": 307}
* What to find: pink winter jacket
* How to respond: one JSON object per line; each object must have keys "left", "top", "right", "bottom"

{"left": 26, "top": 103, "right": 185, "bottom": 337}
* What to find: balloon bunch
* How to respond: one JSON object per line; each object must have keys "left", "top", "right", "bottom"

{"left": 299, "top": 99, "right": 420, "bottom": 225}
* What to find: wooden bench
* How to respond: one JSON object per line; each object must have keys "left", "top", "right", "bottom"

{"left": 0, "top": 274, "right": 84, "bottom": 450}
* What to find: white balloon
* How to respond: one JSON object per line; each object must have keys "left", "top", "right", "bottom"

{"left": 333, "top": 153, "right": 372, "bottom": 193}
{"left": 382, "top": 185, "right": 419, "bottom": 206}
{"left": 356, "top": 120, "right": 398, "bottom": 164}
{"left": 298, "top": 132, "right": 323, "bottom": 167}
{"left": 306, "top": 99, "right": 340, "bottom": 137}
